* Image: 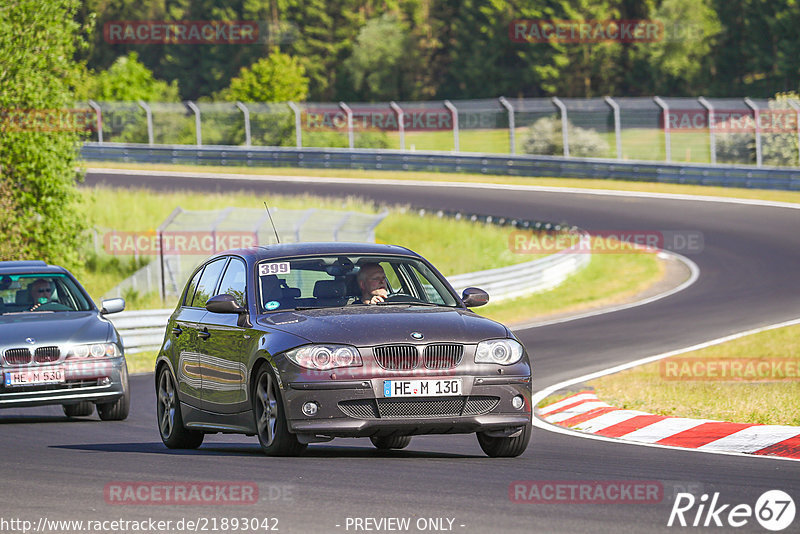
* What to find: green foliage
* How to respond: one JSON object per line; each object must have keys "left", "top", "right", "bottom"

{"left": 344, "top": 14, "right": 410, "bottom": 101}
{"left": 219, "top": 48, "right": 309, "bottom": 103}
{"left": 522, "top": 117, "right": 609, "bottom": 158}
{"left": 84, "top": 52, "right": 180, "bottom": 102}
{"left": 0, "top": 0, "right": 89, "bottom": 269}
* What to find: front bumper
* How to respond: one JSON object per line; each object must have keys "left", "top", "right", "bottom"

{"left": 0, "top": 357, "right": 127, "bottom": 408}
{"left": 283, "top": 375, "right": 531, "bottom": 438}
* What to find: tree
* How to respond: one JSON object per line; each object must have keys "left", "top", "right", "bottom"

{"left": 84, "top": 52, "right": 180, "bottom": 102}
{"left": 219, "top": 48, "right": 309, "bottom": 102}
{"left": 344, "top": 14, "right": 410, "bottom": 101}
{"left": 0, "top": 0, "right": 89, "bottom": 269}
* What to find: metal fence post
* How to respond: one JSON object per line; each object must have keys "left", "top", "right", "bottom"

{"left": 788, "top": 99, "right": 800, "bottom": 167}
{"left": 87, "top": 100, "right": 103, "bottom": 143}
{"left": 339, "top": 102, "right": 354, "bottom": 149}
{"left": 604, "top": 96, "right": 622, "bottom": 160}
{"left": 698, "top": 97, "right": 716, "bottom": 164}
{"left": 498, "top": 96, "right": 515, "bottom": 155}
{"left": 137, "top": 100, "right": 153, "bottom": 145}
{"left": 235, "top": 102, "right": 251, "bottom": 147}
{"left": 443, "top": 100, "right": 459, "bottom": 152}
{"left": 551, "top": 97, "right": 569, "bottom": 157}
{"left": 744, "top": 97, "right": 762, "bottom": 167}
{"left": 185, "top": 101, "right": 202, "bottom": 146}
{"left": 390, "top": 101, "right": 405, "bottom": 150}
{"left": 653, "top": 96, "right": 671, "bottom": 162}
{"left": 287, "top": 102, "right": 302, "bottom": 148}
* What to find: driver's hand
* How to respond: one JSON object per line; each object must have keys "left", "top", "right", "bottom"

{"left": 367, "top": 294, "right": 386, "bottom": 305}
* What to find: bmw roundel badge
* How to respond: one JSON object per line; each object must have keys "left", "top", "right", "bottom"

{"left": 410, "top": 332, "right": 424, "bottom": 340}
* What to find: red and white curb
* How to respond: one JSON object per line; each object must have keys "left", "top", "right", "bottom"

{"left": 538, "top": 391, "right": 800, "bottom": 459}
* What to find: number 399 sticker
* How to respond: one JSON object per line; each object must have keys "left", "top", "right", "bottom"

{"left": 259, "top": 262, "right": 290, "bottom": 276}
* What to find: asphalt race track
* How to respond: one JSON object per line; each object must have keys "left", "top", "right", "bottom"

{"left": 1, "top": 169, "right": 799, "bottom": 533}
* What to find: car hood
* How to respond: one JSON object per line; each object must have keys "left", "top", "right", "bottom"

{"left": 0, "top": 312, "right": 112, "bottom": 348}
{"left": 257, "top": 305, "right": 508, "bottom": 345}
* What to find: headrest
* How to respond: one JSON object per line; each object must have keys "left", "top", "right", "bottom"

{"left": 313, "top": 280, "right": 346, "bottom": 299}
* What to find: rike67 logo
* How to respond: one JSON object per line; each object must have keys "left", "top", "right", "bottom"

{"left": 668, "top": 490, "right": 795, "bottom": 531}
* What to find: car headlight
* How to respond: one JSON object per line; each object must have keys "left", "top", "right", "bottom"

{"left": 285, "top": 344, "right": 362, "bottom": 370}
{"left": 65, "top": 343, "right": 120, "bottom": 359}
{"left": 475, "top": 339, "right": 524, "bottom": 365}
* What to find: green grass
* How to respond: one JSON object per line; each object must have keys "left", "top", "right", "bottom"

{"left": 587, "top": 323, "right": 800, "bottom": 425}
{"left": 79, "top": 186, "right": 549, "bottom": 307}
{"left": 483, "top": 237, "right": 663, "bottom": 326}
{"left": 87, "top": 162, "right": 800, "bottom": 205}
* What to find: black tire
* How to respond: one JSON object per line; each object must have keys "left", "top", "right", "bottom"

{"left": 63, "top": 401, "right": 94, "bottom": 417}
{"left": 97, "top": 364, "right": 130, "bottom": 421}
{"left": 476, "top": 424, "right": 532, "bottom": 458}
{"left": 253, "top": 364, "right": 306, "bottom": 456}
{"left": 370, "top": 435, "right": 412, "bottom": 450}
{"left": 156, "top": 365, "right": 204, "bottom": 449}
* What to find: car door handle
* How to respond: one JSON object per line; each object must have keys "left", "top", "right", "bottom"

{"left": 198, "top": 329, "right": 211, "bottom": 340}
{"left": 172, "top": 326, "right": 182, "bottom": 336}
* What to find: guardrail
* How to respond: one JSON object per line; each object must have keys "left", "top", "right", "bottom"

{"left": 82, "top": 143, "right": 800, "bottom": 190}
{"left": 108, "top": 233, "right": 590, "bottom": 354}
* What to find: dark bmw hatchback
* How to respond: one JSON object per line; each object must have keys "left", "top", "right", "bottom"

{"left": 155, "top": 243, "right": 531, "bottom": 457}
{"left": 0, "top": 261, "right": 129, "bottom": 419}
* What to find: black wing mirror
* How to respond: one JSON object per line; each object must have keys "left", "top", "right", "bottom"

{"left": 462, "top": 287, "right": 489, "bottom": 308}
{"left": 206, "top": 294, "right": 250, "bottom": 327}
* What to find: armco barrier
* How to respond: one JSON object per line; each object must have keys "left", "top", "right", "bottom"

{"left": 107, "top": 233, "right": 591, "bottom": 354}
{"left": 81, "top": 143, "right": 800, "bottom": 190}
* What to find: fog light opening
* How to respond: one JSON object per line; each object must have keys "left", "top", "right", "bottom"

{"left": 302, "top": 402, "right": 319, "bottom": 417}
{"left": 512, "top": 395, "right": 524, "bottom": 410}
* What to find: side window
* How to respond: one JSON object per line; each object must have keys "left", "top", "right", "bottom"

{"left": 183, "top": 267, "right": 204, "bottom": 306}
{"left": 217, "top": 258, "right": 247, "bottom": 307}
{"left": 190, "top": 258, "right": 227, "bottom": 308}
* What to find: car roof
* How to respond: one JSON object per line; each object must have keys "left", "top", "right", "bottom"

{"left": 0, "top": 261, "right": 69, "bottom": 276}
{"left": 210, "top": 242, "right": 421, "bottom": 262}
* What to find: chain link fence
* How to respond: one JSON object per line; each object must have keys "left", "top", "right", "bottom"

{"left": 82, "top": 96, "right": 800, "bottom": 168}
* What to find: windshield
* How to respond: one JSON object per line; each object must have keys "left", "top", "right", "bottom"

{"left": 256, "top": 255, "right": 459, "bottom": 313}
{"left": 0, "top": 273, "right": 93, "bottom": 315}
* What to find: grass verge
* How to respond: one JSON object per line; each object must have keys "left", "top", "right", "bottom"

{"left": 585, "top": 323, "right": 800, "bottom": 425}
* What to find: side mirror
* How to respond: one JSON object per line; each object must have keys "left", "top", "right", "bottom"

{"left": 206, "top": 294, "right": 246, "bottom": 314}
{"left": 100, "top": 298, "right": 126, "bottom": 315}
{"left": 462, "top": 287, "right": 489, "bottom": 308}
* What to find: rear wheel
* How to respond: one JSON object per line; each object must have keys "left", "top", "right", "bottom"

{"left": 156, "top": 365, "right": 203, "bottom": 449}
{"left": 370, "top": 435, "right": 412, "bottom": 450}
{"left": 253, "top": 364, "right": 306, "bottom": 456}
{"left": 476, "top": 424, "right": 531, "bottom": 458}
{"left": 98, "top": 364, "right": 130, "bottom": 421}
{"left": 63, "top": 401, "right": 93, "bottom": 417}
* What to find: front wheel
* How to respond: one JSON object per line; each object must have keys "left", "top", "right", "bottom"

{"left": 156, "top": 365, "right": 204, "bottom": 449}
{"left": 253, "top": 364, "right": 306, "bottom": 456}
{"left": 476, "top": 424, "right": 531, "bottom": 458}
{"left": 370, "top": 435, "right": 412, "bottom": 450}
{"left": 63, "top": 401, "right": 94, "bottom": 417}
{"left": 98, "top": 364, "right": 130, "bottom": 421}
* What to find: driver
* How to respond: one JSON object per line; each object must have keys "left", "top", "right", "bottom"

{"left": 28, "top": 278, "right": 56, "bottom": 311}
{"left": 357, "top": 263, "right": 389, "bottom": 305}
